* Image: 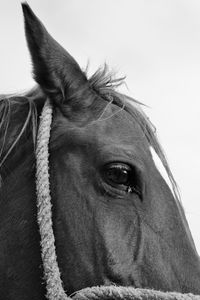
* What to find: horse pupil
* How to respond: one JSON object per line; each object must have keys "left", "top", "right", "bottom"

{"left": 107, "top": 167, "right": 129, "bottom": 184}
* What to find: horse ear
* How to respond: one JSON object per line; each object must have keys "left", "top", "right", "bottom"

{"left": 21, "top": 3, "right": 88, "bottom": 104}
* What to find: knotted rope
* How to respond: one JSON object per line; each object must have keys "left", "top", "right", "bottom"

{"left": 35, "top": 99, "right": 200, "bottom": 300}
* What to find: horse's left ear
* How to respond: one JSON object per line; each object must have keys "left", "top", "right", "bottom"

{"left": 21, "top": 3, "right": 89, "bottom": 105}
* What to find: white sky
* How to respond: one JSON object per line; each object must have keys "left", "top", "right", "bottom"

{"left": 0, "top": 1, "right": 199, "bottom": 254}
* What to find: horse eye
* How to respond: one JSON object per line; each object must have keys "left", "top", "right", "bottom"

{"left": 104, "top": 163, "right": 131, "bottom": 186}
{"left": 102, "top": 163, "right": 142, "bottom": 197}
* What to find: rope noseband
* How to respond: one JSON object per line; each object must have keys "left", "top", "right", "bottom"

{"left": 36, "top": 99, "right": 199, "bottom": 300}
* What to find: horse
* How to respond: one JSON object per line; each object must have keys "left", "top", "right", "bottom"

{"left": 0, "top": 3, "right": 200, "bottom": 300}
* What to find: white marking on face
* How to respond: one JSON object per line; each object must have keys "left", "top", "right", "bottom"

{"left": 149, "top": 146, "right": 174, "bottom": 195}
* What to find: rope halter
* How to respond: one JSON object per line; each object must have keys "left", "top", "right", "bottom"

{"left": 36, "top": 98, "right": 69, "bottom": 300}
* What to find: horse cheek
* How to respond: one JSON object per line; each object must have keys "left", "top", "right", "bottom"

{"left": 93, "top": 204, "right": 142, "bottom": 286}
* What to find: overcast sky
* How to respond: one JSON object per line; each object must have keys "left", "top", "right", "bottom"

{"left": 0, "top": 1, "right": 199, "bottom": 254}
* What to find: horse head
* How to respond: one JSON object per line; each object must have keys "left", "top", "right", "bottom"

{"left": 0, "top": 3, "right": 199, "bottom": 299}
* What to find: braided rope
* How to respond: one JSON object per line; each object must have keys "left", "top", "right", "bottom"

{"left": 36, "top": 98, "right": 70, "bottom": 300}
{"left": 36, "top": 99, "right": 200, "bottom": 300}
{"left": 72, "top": 286, "right": 199, "bottom": 300}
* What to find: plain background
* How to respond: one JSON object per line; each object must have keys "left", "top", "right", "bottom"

{"left": 0, "top": 1, "right": 199, "bottom": 254}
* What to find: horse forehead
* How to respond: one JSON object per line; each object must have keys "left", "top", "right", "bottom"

{"left": 63, "top": 108, "right": 147, "bottom": 152}
{"left": 90, "top": 110, "right": 144, "bottom": 144}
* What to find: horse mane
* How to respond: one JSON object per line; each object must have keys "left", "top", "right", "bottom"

{"left": 0, "top": 91, "right": 37, "bottom": 169}
{"left": 0, "top": 65, "right": 179, "bottom": 205}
